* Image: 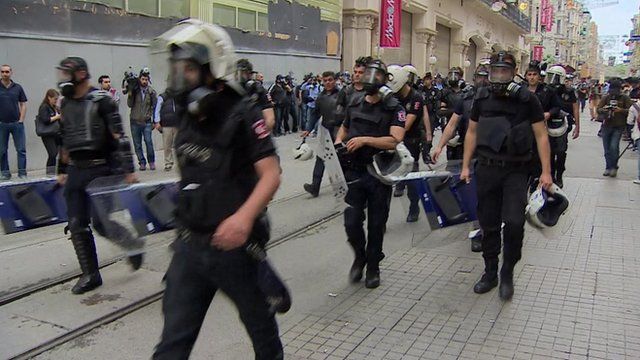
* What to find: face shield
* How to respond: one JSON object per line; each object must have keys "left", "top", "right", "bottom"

{"left": 489, "top": 65, "right": 515, "bottom": 85}
{"left": 545, "top": 73, "right": 563, "bottom": 86}
{"left": 362, "top": 66, "right": 387, "bottom": 94}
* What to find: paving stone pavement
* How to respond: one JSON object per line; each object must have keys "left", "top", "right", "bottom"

{"left": 279, "top": 175, "right": 640, "bottom": 360}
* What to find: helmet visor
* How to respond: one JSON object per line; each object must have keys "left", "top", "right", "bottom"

{"left": 56, "top": 68, "right": 73, "bottom": 83}
{"left": 362, "top": 67, "right": 387, "bottom": 86}
{"left": 489, "top": 65, "right": 514, "bottom": 84}
{"left": 545, "top": 73, "right": 563, "bottom": 85}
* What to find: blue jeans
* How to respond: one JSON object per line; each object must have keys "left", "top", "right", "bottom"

{"left": 305, "top": 107, "right": 318, "bottom": 132}
{"left": 0, "top": 122, "right": 27, "bottom": 177}
{"left": 131, "top": 122, "right": 155, "bottom": 166}
{"left": 601, "top": 126, "right": 623, "bottom": 170}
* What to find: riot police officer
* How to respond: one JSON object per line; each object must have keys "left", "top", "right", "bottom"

{"left": 552, "top": 70, "right": 581, "bottom": 187}
{"left": 303, "top": 71, "right": 340, "bottom": 197}
{"left": 335, "top": 56, "right": 370, "bottom": 125}
{"left": 334, "top": 59, "right": 406, "bottom": 289}
{"left": 387, "top": 65, "right": 425, "bottom": 222}
{"left": 55, "top": 57, "right": 143, "bottom": 294}
{"left": 237, "top": 58, "right": 276, "bottom": 131}
{"left": 151, "top": 20, "right": 283, "bottom": 359}
{"left": 421, "top": 72, "right": 440, "bottom": 163}
{"left": 525, "top": 61, "right": 562, "bottom": 190}
{"left": 431, "top": 63, "right": 491, "bottom": 252}
{"left": 461, "top": 52, "right": 553, "bottom": 301}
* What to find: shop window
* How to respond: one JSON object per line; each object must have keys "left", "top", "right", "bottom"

{"left": 238, "top": 8, "right": 256, "bottom": 31}
{"left": 213, "top": 3, "right": 236, "bottom": 28}
{"left": 160, "top": 0, "right": 187, "bottom": 18}
{"left": 128, "top": 0, "right": 159, "bottom": 16}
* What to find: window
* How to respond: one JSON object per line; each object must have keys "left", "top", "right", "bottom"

{"left": 238, "top": 8, "right": 256, "bottom": 31}
{"left": 258, "top": 12, "right": 268, "bottom": 32}
{"left": 212, "top": 3, "right": 236, "bottom": 28}
{"left": 160, "top": 0, "right": 187, "bottom": 18}
{"left": 557, "top": 20, "right": 561, "bottom": 34}
{"left": 535, "top": 7, "right": 539, "bottom": 32}
{"left": 128, "top": 0, "right": 158, "bottom": 16}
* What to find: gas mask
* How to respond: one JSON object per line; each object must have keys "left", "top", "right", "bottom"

{"left": 56, "top": 69, "right": 77, "bottom": 97}
{"left": 489, "top": 65, "right": 516, "bottom": 95}
{"left": 447, "top": 71, "right": 461, "bottom": 88}
{"left": 362, "top": 61, "right": 389, "bottom": 95}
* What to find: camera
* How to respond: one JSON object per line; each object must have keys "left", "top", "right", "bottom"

{"left": 122, "top": 67, "right": 139, "bottom": 95}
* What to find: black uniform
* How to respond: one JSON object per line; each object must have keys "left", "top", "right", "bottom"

{"left": 268, "top": 82, "right": 287, "bottom": 135}
{"left": 449, "top": 86, "right": 477, "bottom": 161}
{"left": 341, "top": 95, "right": 405, "bottom": 283}
{"left": 423, "top": 85, "right": 441, "bottom": 130}
{"left": 306, "top": 87, "right": 340, "bottom": 191}
{"left": 59, "top": 88, "right": 142, "bottom": 293}
{"left": 394, "top": 88, "right": 424, "bottom": 215}
{"left": 553, "top": 86, "right": 577, "bottom": 182}
{"left": 335, "top": 84, "right": 366, "bottom": 125}
{"left": 471, "top": 86, "right": 544, "bottom": 291}
{"left": 153, "top": 87, "right": 282, "bottom": 360}
{"left": 438, "top": 87, "right": 462, "bottom": 128}
{"left": 530, "top": 84, "right": 562, "bottom": 190}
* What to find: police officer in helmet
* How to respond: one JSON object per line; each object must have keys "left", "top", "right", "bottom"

{"left": 150, "top": 20, "right": 283, "bottom": 359}
{"left": 236, "top": 58, "right": 276, "bottom": 131}
{"left": 421, "top": 72, "right": 440, "bottom": 163}
{"left": 334, "top": 59, "right": 406, "bottom": 289}
{"left": 432, "top": 63, "right": 491, "bottom": 252}
{"left": 461, "top": 51, "right": 553, "bottom": 300}
{"left": 55, "top": 57, "right": 143, "bottom": 295}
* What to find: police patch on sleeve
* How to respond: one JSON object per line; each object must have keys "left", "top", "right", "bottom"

{"left": 252, "top": 119, "right": 270, "bottom": 139}
{"left": 414, "top": 101, "right": 421, "bottom": 111}
{"left": 397, "top": 110, "right": 406, "bottom": 123}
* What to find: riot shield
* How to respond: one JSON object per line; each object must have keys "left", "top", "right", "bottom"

{"left": 0, "top": 178, "right": 67, "bottom": 234}
{"left": 316, "top": 125, "right": 349, "bottom": 205}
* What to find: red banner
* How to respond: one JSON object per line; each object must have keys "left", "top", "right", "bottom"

{"left": 540, "top": 0, "right": 554, "bottom": 32}
{"left": 380, "top": 0, "right": 401, "bottom": 48}
{"left": 533, "top": 46, "right": 544, "bottom": 62}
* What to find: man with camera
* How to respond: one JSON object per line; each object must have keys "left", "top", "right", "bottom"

{"left": 126, "top": 69, "right": 158, "bottom": 171}
{"left": 597, "top": 78, "right": 632, "bottom": 177}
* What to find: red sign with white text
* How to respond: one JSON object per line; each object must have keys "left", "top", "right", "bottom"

{"left": 380, "top": 0, "right": 402, "bottom": 48}
{"left": 533, "top": 46, "right": 544, "bottom": 62}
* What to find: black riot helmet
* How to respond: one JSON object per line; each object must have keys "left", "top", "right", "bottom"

{"left": 236, "top": 58, "right": 256, "bottom": 88}
{"left": 56, "top": 57, "right": 91, "bottom": 97}
{"left": 488, "top": 51, "right": 516, "bottom": 94}
{"left": 447, "top": 67, "right": 464, "bottom": 88}
{"left": 361, "top": 59, "right": 389, "bottom": 95}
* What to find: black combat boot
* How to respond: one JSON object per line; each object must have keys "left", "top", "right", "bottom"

{"left": 349, "top": 248, "right": 367, "bottom": 283}
{"left": 406, "top": 205, "right": 419, "bottom": 223}
{"left": 470, "top": 232, "right": 482, "bottom": 253}
{"left": 499, "top": 263, "right": 515, "bottom": 301}
{"left": 473, "top": 258, "right": 498, "bottom": 294}
{"left": 71, "top": 232, "right": 103, "bottom": 294}
{"left": 365, "top": 265, "right": 380, "bottom": 289}
{"left": 127, "top": 253, "right": 144, "bottom": 271}
{"left": 303, "top": 183, "right": 320, "bottom": 197}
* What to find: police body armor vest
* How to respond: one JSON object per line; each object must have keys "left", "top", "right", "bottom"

{"left": 424, "top": 87, "right": 440, "bottom": 115}
{"left": 61, "top": 90, "right": 109, "bottom": 153}
{"left": 347, "top": 96, "right": 399, "bottom": 165}
{"left": 174, "top": 98, "right": 257, "bottom": 233}
{"left": 474, "top": 87, "right": 534, "bottom": 161}
{"left": 457, "top": 87, "right": 476, "bottom": 143}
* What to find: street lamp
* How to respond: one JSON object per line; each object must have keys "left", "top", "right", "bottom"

{"left": 429, "top": 56, "right": 438, "bottom": 64}
{"left": 464, "top": 59, "right": 472, "bottom": 68}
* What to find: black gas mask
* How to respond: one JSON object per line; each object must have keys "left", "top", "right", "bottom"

{"left": 362, "top": 60, "right": 389, "bottom": 95}
{"left": 56, "top": 57, "right": 89, "bottom": 98}
{"left": 446, "top": 68, "right": 462, "bottom": 88}
{"left": 488, "top": 52, "right": 517, "bottom": 95}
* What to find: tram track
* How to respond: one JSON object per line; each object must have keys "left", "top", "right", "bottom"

{"left": 6, "top": 197, "right": 342, "bottom": 359}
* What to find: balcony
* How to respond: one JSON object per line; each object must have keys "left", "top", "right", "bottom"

{"left": 476, "top": 0, "right": 532, "bottom": 32}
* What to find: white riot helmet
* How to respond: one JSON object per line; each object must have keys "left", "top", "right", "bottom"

{"left": 525, "top": 184, "right": 569, "bottom": 228}
{"left": 386, "top": 65, "right": 409, "bottom": 94}
{"left": 149, "top": 19, "right": 243, "bottom": 94}
{"left": 545, "top": 65, "right": 566, "bottom": 87}
{"left": 402, "top": 64, "right": 419, "bottom": 86}
{"left": 293, "top": 140, "right": 314, "bottom": 161}
{"left": 547, "top": 110, "right": 569, "bottom": 137}
{"left": 367, "top": 142, "right": 415, "bottom": 185}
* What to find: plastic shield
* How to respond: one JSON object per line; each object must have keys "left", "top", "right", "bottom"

{"left": 316, "top": 124, "right": 348, "bottom": 205}
{"left": 87, "top": 177, "right": 178, "bottom": 248}
{"left": 0, "top": 178, "right": 67, "bottom": 234}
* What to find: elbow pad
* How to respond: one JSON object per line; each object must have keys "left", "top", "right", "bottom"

{"left": 110, "top": 137, "right": 135, "bottom": 174}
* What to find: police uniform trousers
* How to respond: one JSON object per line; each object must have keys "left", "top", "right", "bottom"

{"left": 549, "top": 133, "right": 569, "bottom": 181}
{"left": 476, "top": 161, "right": 529, "bottom": 274}
{"left": 396, "top": 137, "right": 421, "bottom": 213}
{"left": 65, "top": 164, "right": 143, "bottom": 253}
{"left": 446, "top": 144, "right": 464, "bottom": 163}
{"left": 344, "top": 169, "right": 392, "bottom": 271}
{"left": 153, "top": 233, "right": 283, "bottom": 360}
{"left": 310, "top": 125, "right": 336, "bottom": 188}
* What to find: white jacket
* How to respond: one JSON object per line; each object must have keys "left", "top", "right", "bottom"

{"left": 627, "top": 101, "right": 640, "bottom": 142}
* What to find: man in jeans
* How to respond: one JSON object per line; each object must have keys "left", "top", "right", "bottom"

{"left": 127, "top": 71, "right": 157, "bottom": 170}
{"left": 0, "top": 65, "right": 27, "bottom": 180}
{"left": 597, "top": 78, "right": 632, "bottom": 177}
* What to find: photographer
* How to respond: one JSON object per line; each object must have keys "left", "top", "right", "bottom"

{"left": 597, "top": 78, "right": 632, "bottom": 178}
{"left": 126, "top": 69, "right": 158, "bottom": 171}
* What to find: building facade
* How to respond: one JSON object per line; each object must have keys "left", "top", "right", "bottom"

{"left": 341, "top": 0, "right": 532, "bottom": 81}
{"left": 0, "top": 0, "right": 342, "bottom": 172}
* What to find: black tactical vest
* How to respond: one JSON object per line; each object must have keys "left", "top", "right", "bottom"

{"left": 159, "top": 93, "right": 182, "bottom": 127}
{"left": 346, "top": 97, "right": 398, "bottom": 165}
{"left": 60, "top": 90, "right": 109, "bottom": 153}
{"left": 456, "top": 87, "right": 476, "bottom": 143}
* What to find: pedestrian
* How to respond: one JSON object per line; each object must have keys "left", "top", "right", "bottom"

{"left": 386, "top": 65, "right": 425, "bottom": 223}
{"left": 127, "top": 69, "right": 158, "bottom": 170}
{"left": 334, "top": 59, "right": 406, "bottom": 289}
{"left": 577, "top": 80, "right": 588, "bottom": 112}
{"left": 268, "top": 75, "right": 287, "bottom": 136}
{"left": 0, "top": 64, "right": 28, "bottom": 180}
{"left": 460, "top": 51, "right": 553, "bottom": 301}
{"left": 98, "top": 75, "right": 120, "bottom": 104}
{"left": 627, "top": 98, "right": 640, "bottom": 184}
{"left": 55, "top": 57, "right": 143, "bottom": 294}
{"left": 550, "top": 70, "right": 580, "bottom": 187}
{"left": 150, "top": 20, "right": 283, "bottom": 360}
{"left": 421, "top": 72, "right": 441, "bottom": 163}
{"left": 589, "top": 82, "right": 602, "bottom": 121}
{"left": 296, "top": 75, "right": 308, "bottom": 131}
{"left": 236, "top": 59, "right": 275, "bottom": 131}
{"left": 36, "top": 89, "right": 62, "bottom": 176}
{"left": 285, "top": 75, "right": 299, "bottom": 132}
{"left": 432, "top": 64, "right": 492, "bottom": 252}
{"left": 596, "top": 78, "right": 632, "bottom": 177}
{"left": 153, "top": 89, "right": 182, "bottom": 171}
{"left": 302, "top": 71, "right": 340, "bottom": 197}
{"left": 302, "top": 76, "right": 321, "bottom": 135}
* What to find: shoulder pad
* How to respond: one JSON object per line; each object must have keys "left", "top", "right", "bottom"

{"left": 475, "top": 86, "right": 490, "bottom": 99}
{"left": 517, "top": 86, "right": 532, "bottom": 102}
{"left": 383, "top": 95, "right": 400, "bottom": 110}
{"left": 89, "top": 90, "right": 112, "bottom": 103}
